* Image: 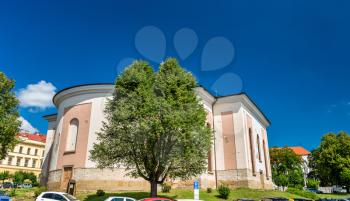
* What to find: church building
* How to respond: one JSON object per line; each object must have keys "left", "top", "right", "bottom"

{"left": 41, "top": 83, "right": 273, "bottom": 192}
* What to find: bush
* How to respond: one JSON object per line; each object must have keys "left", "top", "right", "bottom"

{"left": 8, "top": 189, "right": 16, "bottom": 197}
{"left": 286, "top": 187, "right": 319, "bottom": 200}
{"left": 206, "top": 187, "right": 212, "bottom": 193}
{"left": 161, "top": 183, "right": 171, "bottom": 193}
{"left": 306, "top": 178, "right": 320, "bottom": 189}
{"left": 34, "top": 186, "right": 48, "bottom": 197}
{"left": 96, "top": 189, "right": 105, "bottom": 196}
{"left": 217, "top": 185, "right": 230, "bottom": 199}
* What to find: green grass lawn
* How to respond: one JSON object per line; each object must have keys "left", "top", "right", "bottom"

{"left": 8, "top": 187, "right": 350, "bottom": 201}
{"left": 2, "top": 187, "right": 38, "bottom": 201}
{"left": 76, "top": 188, "right": 309, "bottom": 201}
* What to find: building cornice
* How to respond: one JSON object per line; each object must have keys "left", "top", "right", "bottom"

{"left": 53, "top": 84, "right": 115, "bottom": 107}
{"left": 216, "top": 93, "right": 271, "bottom": 127}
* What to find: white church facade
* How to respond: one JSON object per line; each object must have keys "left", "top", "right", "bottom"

{"left": 41, "top": 83, "right": 273, "bottom": 192}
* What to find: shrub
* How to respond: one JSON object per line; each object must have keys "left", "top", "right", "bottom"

{"left": 206, "top": 187, "right": 212, "bottom": 193}
{"left": 286, "top": 187, "right": 319, "bottom": 200}
{"left": 9, "top": 189, "right": 16, "bottom": 197}
{"left": 34, "top": 186, "right": 48, "bottom": 197}
{"left": 217, "top": 185, "right": 230, "bottom": 199}
{"left": 161, "top": 183, "right": 171, "bottom": 193}
{"left": 96, "top": 189, "right": 105, "bottom": 196}
{"left": 306, "top": 178, "right": 320, "bottom": 189}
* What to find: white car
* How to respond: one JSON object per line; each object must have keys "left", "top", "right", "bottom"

{"left": 104, "top": 197, "right": 137, "bottom": 201}
{"left": 36, "top": 192, "right": 79, "bottom": 201}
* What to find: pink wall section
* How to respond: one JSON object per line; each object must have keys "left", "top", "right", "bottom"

{"left": 221, "top": 111, "right": 237, "bottom": 170}
{"left": 56, "top": 103, "right": 92, "bottom": 169}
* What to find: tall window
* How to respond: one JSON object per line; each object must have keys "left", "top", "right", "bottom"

{"left": 8, "top": 157, "right": 13, "bottom": 165}
{"left": 257, "top": 135, "right": 262, "bottom": 162}
{"left": 32, "top": 159, "right": 37, "bottom": 168}
{"left": 249, "top": 128, "right": 256, "bottom": 175}
{"left": 35, "top": 149, "right": 38, "bottom": 156}
{"left": 16, "top": 157, "right": 22, "bottom": 166}
{"left": 263, "top": 139, "right": 269, "bottom": 179}
{"left": 19, "top": 146, "right": 23, "bottom": 153}
{"left": 24, "top": 158, "right": 29, "bottom": 167}
{"left": 27, "top": 148, "right": 31, "bottom": 155}
{"left": 66, "top": 118, "right": 79, "bottom": 152}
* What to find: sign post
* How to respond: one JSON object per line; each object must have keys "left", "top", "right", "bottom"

{"left": 194, "top": 180, "right": 199, "bottom": 200}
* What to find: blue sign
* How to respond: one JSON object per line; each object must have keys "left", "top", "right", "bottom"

{"left": 194, "top": 181, "right": 199, "bottom": 189}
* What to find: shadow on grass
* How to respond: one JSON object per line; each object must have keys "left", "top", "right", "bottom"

{"left": 83, "top": 192, "right": 178, "bottom": 201}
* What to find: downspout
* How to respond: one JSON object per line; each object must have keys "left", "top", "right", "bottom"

{"left": 212, "top": 97, "right": 218, "bottom": 189}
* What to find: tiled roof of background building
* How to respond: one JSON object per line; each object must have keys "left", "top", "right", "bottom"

{"left": 289, "top": 146, "right": 310, "bottom": 156}
{"left": 18, "top": 132, "right": 46, "bottom": 143}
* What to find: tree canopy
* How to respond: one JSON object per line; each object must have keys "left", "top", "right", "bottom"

{"left": 0, "top": 72, "right": 20, "bottom": 160}
{"left": 90, "top": 58, "right": 212, "bottom": 197}
{"left": 309, "top": 131, "right": 350, "bottom": 188}
{"left": 270, "top": 147, "right": 304, "bottom": 189}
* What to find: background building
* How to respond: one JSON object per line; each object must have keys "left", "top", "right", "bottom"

{"left": 0, "top": 132, "right": 46, "bottom": 176}
{"left": 289, "top": 146, "right": 311, "bottom": 187}
{"left": 41, "top": 84, "right": 273, "bottom": 192}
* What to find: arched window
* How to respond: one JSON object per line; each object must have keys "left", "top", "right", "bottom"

{"left": 257, "top": 135, "right": 262, "bottom": 162}
{"left": 66, "top": 118, "right": 79, "bottom": 152}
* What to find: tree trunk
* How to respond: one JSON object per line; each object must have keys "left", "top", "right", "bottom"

{"left": 150, "top": 181, "right": 158, "bottom": 197}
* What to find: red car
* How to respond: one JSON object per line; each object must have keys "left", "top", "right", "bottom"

{"left": 139, "top": 198, "right": 172, "bottom": 201}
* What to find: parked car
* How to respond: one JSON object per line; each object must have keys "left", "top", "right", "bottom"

{"left": 333, "top": 187, "right": 347, "bottom": 194}
{"left": 2, "top": 182, "right": 13, "bottom": 188}
{"left": 175, "top": 200, "right": 204, "bottom": 201}
{"left": 104, "top": 197, "right": 137, "bottom": 201}
{"left": 18, "top": 183, "right": 33, "bottom": 188}
{"left": 0, "top": 190, "right": 11, "bottom": 201}
{"left": 261, "top": 197, "right": 289, "bottom": 201}
{"left": 307, "top": 188, "right": 323, "bottom": 194}
{"left": 139, "top": 198, "right": 172, "bottom": 201}
{"left": 36, "top": 192, "right": 79, "bottom": 201}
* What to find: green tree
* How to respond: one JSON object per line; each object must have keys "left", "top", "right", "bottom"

{"left": 306, "top": 178, "right": 320, "bottom": 189}
{"left": 0, "top": 72, "right": 20, "bottom": 160}
{"left": 90, "top": 58, "right": 212, "bottom": 197}
{"left": 12, "top": 171, "right": 25, "bottom": 184}
{"left": 270, "top": 147, "right": 304, "bottom": 189}
{"left": 309, "top": 131, "right": 350, "bottom": 188}
{"left": 25, "top": 172, "right": 38, "bottom": 186}
{"left": 0, "top": 171, "right": 11, "bottom": 185}
{"left": 12, "top": 171, "right": 38, "bottom": 186}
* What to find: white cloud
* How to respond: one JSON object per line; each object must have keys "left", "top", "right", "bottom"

{"left": 18, "top": 116, "right": 38, "bottom": 133}
{"left": 17, "top": 80, "right": 56, "bottom": 111}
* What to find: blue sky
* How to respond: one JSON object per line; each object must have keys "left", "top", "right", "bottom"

{"left": 1, "top": 0, "right": 350, "bottom": 150}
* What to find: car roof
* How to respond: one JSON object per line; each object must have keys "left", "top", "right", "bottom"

{"left": 142, "top": 198, "right": 171, "bottom": 200}
{"left": 42, "top": 191, "right": 67, "bottom": 195}
{"left": 108, "top": 197, "right": 135, "bottom": 199}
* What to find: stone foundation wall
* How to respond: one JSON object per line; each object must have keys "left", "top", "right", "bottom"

{"left": 46, "top": 168, "right": 272, "bottom": 192}
{"left": 217, "top": 169, "right": 273, "bottom": 189}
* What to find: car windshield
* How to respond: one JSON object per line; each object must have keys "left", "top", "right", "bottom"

{"left": 63, "top": 193, "right": 78, "bottom": 201}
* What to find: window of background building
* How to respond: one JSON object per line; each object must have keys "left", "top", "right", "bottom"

{"left": 16, "top": 157, "right": 21, "bottom": 166}
{"left": 27, "top": 148, "right": 31, "bottom": 155}
{"left": 24, "top": 158, "right": 29, "bottom": 167}
{"left": 42, "top": 150, "right": 44, "bottom": 157}
{"left": 35, "top": 149, "right": 38, "bottom": 156}
{"left": 66, "top": 118, "right": 79, "bottom": 152}
{"left": 32, "top": 159, "right": 37, "bottom": 168}
{"left": 8, "top": 157, "right": 13, "bottom": 165}
{"left": 19, "top": 146, "right": 23, "bottom": 153}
